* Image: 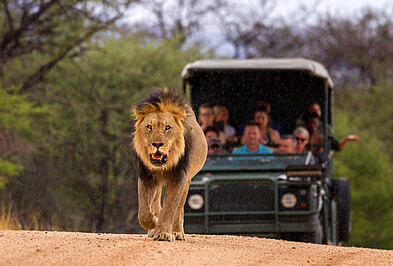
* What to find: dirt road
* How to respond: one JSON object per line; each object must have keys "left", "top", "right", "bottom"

{"left": 0, "top": 230, "right": 392, "bottom": 265}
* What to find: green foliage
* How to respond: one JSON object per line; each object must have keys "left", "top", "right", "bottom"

{"left": 0, "top": 87, "right": 43, "bottom": 188}
{"left": 0, "top": 87, "right": 42, "bottom": 130}
{"left": 8, "top": 35, "right": 206, "bottom": 232}
{"left": 0, "top": 159, "right": 21, "bottom": 189}
{"left": 334, "top": 85, "right": 393, "bottom": 249}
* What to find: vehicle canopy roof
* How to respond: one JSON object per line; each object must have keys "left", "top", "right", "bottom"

{"left": 181, "top": 57, "right": 333, "bottom": 136}
{"left": 181, "top": 58, "right": 334, "bottom": 88}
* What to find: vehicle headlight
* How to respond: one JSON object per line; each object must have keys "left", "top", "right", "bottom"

{"left": 281, "top": 193, "right": 297, "bottom": 208}
{"left": 188, "top": 194, "right": 204, "bottom": 210}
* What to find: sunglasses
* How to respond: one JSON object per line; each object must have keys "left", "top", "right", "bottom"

{"left": 200, "top": 113, "right": 213, "bottom": 116}
{"left": 295, "top": 137, "right": 307, "bottom": 142}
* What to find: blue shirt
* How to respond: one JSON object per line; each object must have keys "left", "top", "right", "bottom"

{"left": 233, "top": 143, "right": 273, "bottom": 155}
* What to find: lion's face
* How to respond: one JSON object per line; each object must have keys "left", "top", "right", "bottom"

{"left": 134, "top": 111, "right": 185, "bottom": 171}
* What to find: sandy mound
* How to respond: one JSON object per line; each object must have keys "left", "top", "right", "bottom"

{"left": 0, "top": 230, "right": 392, "bottom": 265}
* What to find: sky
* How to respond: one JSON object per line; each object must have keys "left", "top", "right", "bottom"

{"left": 125, "top": 0, "right": 392, "bottom": 57}
{"left": 212, "top": 0, "right": 392, "bottom": 56}
{"left": 256, "top": 0, "right": 392, "bottom": 23}
{"left": 310, "top": 0, "right": 390, "bottom": 12}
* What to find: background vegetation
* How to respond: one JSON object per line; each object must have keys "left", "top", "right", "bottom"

{"left": 1, "top": 0, "right": 392, "bottom": 249}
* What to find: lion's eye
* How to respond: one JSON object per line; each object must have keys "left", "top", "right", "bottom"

{"left": 165, "top": 125, "right": 171, "bottom": 131}
{"left": 146, "top": 125, "right": 152, "bottom": 131}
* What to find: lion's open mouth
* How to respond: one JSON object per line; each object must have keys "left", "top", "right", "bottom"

{"left": 150, "top": 152, "right": 168, "bottom": 166}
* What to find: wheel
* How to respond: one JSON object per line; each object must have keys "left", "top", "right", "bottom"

{"left": 332, "top": 178, "right": 351, "bottom": 242}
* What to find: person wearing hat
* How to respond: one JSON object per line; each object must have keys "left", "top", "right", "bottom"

{"left": 208, "top": 138, "right": 222, "bottom": 154}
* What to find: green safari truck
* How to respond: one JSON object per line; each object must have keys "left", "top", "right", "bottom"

{"left": 181, "top": 58, "right": 351, "bottom": 244}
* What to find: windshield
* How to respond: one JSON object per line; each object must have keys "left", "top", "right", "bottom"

{"left": 201, "top": 152, "right": 315, "bottom": 172}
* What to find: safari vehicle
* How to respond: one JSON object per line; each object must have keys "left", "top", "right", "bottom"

{"left": 180, "top": 58, "right": 351, "bottom": 244}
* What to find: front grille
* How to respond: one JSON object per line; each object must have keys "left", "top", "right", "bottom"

{"left": 209, "top": 181, "right": 274, "bottom": 212}
{"left": 209, "top": 214, "right": 275, "bottom": 224}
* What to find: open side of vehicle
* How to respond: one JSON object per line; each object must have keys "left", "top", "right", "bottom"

{"left": 180, "top": 58, "right": 351, "bottom": 244}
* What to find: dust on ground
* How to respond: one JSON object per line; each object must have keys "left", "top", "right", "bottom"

{"left": 0, "top": 230, "right": 392, "bottom": 265}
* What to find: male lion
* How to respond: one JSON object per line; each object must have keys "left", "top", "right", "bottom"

{"left": 132, "top": 88, "right": 207, "bottom": 242}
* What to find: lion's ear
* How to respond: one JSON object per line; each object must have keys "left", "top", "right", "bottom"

{"left": 131, "top": 106, "right": 138, "bottom": 117}
{"left": 131, "top": 106, "right": 146, "bottom": 127}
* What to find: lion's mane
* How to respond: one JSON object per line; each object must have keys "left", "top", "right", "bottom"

{"left": 132, "top": 88, "right": 192, "bottom": 177}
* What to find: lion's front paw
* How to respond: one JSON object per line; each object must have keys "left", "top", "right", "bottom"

{"left": 173, "top": 231, "right": 186, "bottom": 241}
{"left": 152, "top": 229, "right": 175, "bottom": 242}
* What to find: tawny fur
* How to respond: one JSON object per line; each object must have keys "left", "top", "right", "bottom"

{"left": 132, "top": 88, "right": 207, "bottom": 242}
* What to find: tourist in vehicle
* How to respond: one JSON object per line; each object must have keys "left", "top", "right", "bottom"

{"left": 307, "top": 103, "right": 361, "bottom": 151}
{"left": 204, "top": 126, "right": 220, "bottom": 142}
{"left": 276, "top": 134, "right": 295, "bottom": 153}
{"left": 199, "top": 104, "right": 226, "bottom": 144}
{"left": 213, "top": 104, "right": 237, "bottom": 142}
{"left": 208, "top": 138, "right": 222, "bottom": 154}
{"left": 233, "top": 122, "right": 273, "bottom": 155}
{"left": 304, "top": 112, "right": 325, "bottom": 152}
{"left": 293, "top": 127, "right": 310, "bottom": 153}
{"left": 198, "top": 103, "right": 215, "bottom": 131}
{"left": 296, "top": 102, "right": 328, "bottom": 137}
{"left": 252, "top": 106, "right": 280, "bottom": 146}
{"left": 257, "top": 100, "right": 283, "bottom": 135}
{"left": 299, "top": 103, "right": 360, "bottom": 151}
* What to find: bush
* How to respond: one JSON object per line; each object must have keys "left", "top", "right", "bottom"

{"left": 334, "top": 85, "right": 393, "bottom": 249}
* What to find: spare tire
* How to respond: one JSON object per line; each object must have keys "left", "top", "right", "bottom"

{"left": 332, "top": 178, "right": 351, "bottom": 242}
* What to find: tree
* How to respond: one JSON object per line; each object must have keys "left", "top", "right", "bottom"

{"left": 303, "top": 8, "right": 393, "bottom": 87}
{"left": 8, "top": 35, "right": 206, "bottom": 232}
{"left": 334, "top": 85, "right": 393, "bottom": 249}
{"left": 0, "top": 87, "right": 42, "bottom": 189}
{"left": 217, "top": 6, "right": 393, "bottom": 87}
{"left": 126, "top": 0, "right": 226, "bottom": 48}
{"left": 0, "top": 0, "right": 133, "bottom": 193}
{"left": 1, "top": 0, "right": 133, "bottom": 92}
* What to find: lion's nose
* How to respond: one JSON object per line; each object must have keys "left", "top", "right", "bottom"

{"left": 152, "top": 142, "right": 164, "bottom": 149}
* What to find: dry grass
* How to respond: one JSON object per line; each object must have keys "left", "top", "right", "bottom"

{"left": 0, "top": 201, "right": 58, "bottom": 231}
{"left": 0, "top": 202, "right": 22, "bottom": 230}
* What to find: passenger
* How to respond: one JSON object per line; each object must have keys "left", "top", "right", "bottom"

{"left": 304, "top": 112, "right": 324, "bottom": 152}
{"left": 295, "top": 102, "right": 327, "bottom": 137}
{"left": 293, "top": 127, "right": 316, "bottom": 164}
{"left": 198, "top": 103, "right": 215, "bottom": 131}
{"left": 199, "top": 104, "right": 226, "bottom": 144}
{"left": 257, "top": 100, "right": 283, "bottom": 135}
{"left": 204, "top": 126, "right": 220, "bottom": 143}
{"left": 293, "top": 127, "right": 309, "bottom": 153}
{"left": 277, "top": 134, "right": 295, "bottom": 153}
{"left": 233, "top": 122, "right": 273, "bottom": 155}
{"left": 299, "top": 103, "right": 360, "bottom": 151}
{"left": 213, "top": 105, "right": 237, "bottom": 142}
{"left": 253, "top": 106, "right": 280, "bottom": 146}
{"left": 308, "top": 103, "right": 361, "bottom": 150}
{"left": 208, "top": 138, "right": 222, "bottom": 155}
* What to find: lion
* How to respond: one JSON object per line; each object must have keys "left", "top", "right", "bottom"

{"left": 132, "top": 88, "right": 207, "bottom": 242}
